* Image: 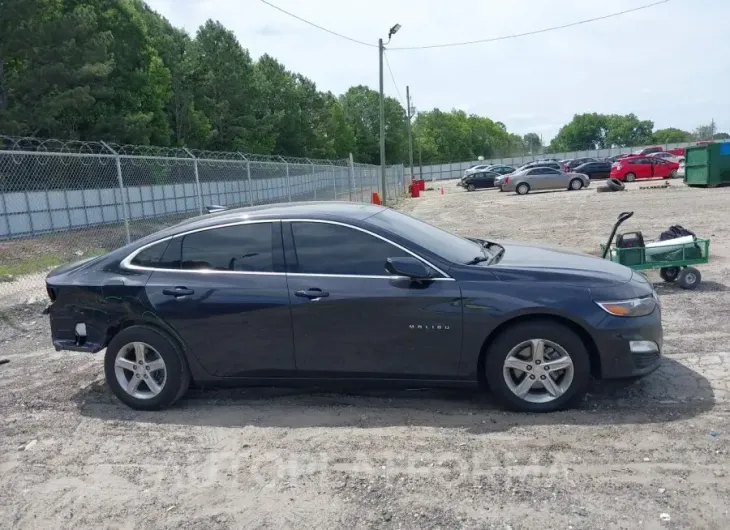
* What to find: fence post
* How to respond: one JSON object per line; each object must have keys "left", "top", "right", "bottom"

{"left": 330, "top": 162, "right": 337, "bottom": 200}
{"left": 101, "top": 141, "right": 130, "bottom": 245}
{"left": 236, "top": 152, "right": 254, "bottom": 206}
{"left": 348, "top": 153, "right": 355, "bottom": 201}
{"left": 183, "top": 148, "right": 203, "bottom": 215}
{"left": 277, "top": 155, "right": 291, "bottom": 202}
{"left": 310, "top": 161, "right": 317, "bottom": 200}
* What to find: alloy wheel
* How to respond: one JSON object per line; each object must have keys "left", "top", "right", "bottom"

{"left": 502, "top": 338, "right": 574, "bottom": 403}
{"left": 114, "top": 341, "right": 168, "bottom": 400}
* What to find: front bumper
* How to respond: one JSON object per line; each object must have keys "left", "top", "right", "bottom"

{"left": 592, "top": 309, "right": 663, "bottom": 379}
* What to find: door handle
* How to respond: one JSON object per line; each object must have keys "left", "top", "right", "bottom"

{"left": 162, "top": 287, "right": 194, "bottom": 297}
{"left": 295, "top": 288, "right": 329, "bottom": 300}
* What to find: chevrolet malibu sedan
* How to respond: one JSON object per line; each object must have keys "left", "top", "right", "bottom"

{"left": 44, "top": 202, "right": 662, "bottom": 413}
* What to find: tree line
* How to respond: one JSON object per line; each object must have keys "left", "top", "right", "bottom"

{"left": 0, "top": 0, "right": 726, "bottom": 166}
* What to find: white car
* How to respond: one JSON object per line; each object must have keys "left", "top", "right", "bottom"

{"left": 463, "top": 164, "right": 491, "bottom": 178}
{"left": 677, "top": 160, "right": 686, "bottom": 179}
{"left": 648, "top": 152, "right": 685, "bottom": 164}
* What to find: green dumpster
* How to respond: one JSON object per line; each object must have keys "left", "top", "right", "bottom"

{"left": 684, "top": 142, "right": 730, "bottom": 187}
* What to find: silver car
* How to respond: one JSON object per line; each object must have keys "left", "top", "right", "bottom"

{"left": 500, "top": 166, "right": 590, "bottom": 195}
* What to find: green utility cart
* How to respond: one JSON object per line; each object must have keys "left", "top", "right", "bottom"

{"left": 600, "top": 211, "right": 710, "bottom": 290}
{"left": 684, "top": 142, "right": 730, "bottom": 187}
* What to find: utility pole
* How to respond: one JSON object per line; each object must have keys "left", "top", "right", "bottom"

{"left": 379, "top": 38, "right": 386, "bottom": 205}
{"left": 378, "top": 23, "right": 401, "bottom": 207}
{"left": 406, "top": 86, "right": 414, "bottom": 179}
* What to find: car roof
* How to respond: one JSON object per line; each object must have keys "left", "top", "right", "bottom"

{"left": 131, "top": 201, "right": 387, "bottom": 247}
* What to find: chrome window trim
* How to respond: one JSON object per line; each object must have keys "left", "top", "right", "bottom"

{"left": 120, "top": 218, "right": 455, "bottom": 281}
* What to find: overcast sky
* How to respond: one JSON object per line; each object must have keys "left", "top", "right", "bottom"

{"left": 147, "top": 0, "right": 730, "bottom": 141}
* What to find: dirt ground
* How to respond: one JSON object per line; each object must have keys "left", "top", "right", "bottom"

{"left": 2, "top": 179, "right": 730, "bottom": 529}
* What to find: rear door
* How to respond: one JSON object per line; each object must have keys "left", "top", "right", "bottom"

{"left": 142, "top": 221, "right": 296, "bottom": 378}
{"left": 476, "top": 172, "right": 496, "bottom": 188}
{"left": 283, "top": 220, "right": 464, "bottom": 379}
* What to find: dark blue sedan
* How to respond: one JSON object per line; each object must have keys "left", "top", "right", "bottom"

{"left": 44, "top": 202, "right": 662, "bottom": 412}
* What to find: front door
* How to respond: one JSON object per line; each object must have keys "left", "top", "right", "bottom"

{"left": 283, "top": 220, "right": 464, "bottom": 379}
{"left": 144, "top": 221, "right": 296, "bottom": 378}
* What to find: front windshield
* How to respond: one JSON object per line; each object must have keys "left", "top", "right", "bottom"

{"left": 366, "top": 208, "right": 484, "bottom": 265}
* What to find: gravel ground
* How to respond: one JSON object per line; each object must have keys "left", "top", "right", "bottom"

{"left": 2, "top": 179, "right": 730, "bottom": 529}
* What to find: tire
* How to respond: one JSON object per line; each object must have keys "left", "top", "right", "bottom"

{"left": 677, "top": 267, "right": 701, "bottom": 290}
{"left": 660, "top": 266, "right": 680, "bottom": 282}
{"left": 484, "top": 321, "right": 591, "bottom": 413}
{"left": 606, "top": 178, "right": 625, "bottom": 191}
{"left": 625, "top": 173, "right": 636, "bottom": 182}
{"left": 104, "top": 325, "right": 190, "bottom": 410}
{"left": 467, "top": 184, "right": 475, "bottom": 192}
{"left": 569, "top": 178, "right": 583, "bottom": 190}
{"left": 670, "top": 169, "right": 678, "bottom": 179}
{"left": 516, "top": 183, "right": 530, "bottom": 195}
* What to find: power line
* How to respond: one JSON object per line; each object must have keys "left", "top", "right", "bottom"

{"left": 389, "top": 0, "right": 671, "bottom": 50}
{"left": 259, "top": 0, "right": 670, "bottom": 51}
{"left": 383, "top": 51, "right": 405, "bottom": 107}
{"left": 259, "top": 0, "right": 376, "bottom": 48}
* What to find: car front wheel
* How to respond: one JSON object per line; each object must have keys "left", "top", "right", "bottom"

{"left": 104, "top": 325, "right": 190, "bottom": 410}
{"left": 485, "top": 321, "right": 591, "bottom": 412}
{"left": 569, "top": 178, "right": 583, "bottom": 190}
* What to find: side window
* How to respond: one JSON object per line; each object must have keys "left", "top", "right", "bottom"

{"left": 180, "top": 223, "right": 274, "bottom": 272}
{"left": 290, "top": 222, "right": 412, "bottom": 276}
{"left": 130, "top": 240, "right": 170, "bottom": 268}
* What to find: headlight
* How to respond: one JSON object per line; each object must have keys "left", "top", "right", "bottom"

{"left": 596, "top": 296, "right": 656, "bottom": 317}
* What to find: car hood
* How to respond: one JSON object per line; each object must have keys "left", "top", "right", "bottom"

{"left": 487, "top": 240, "right": 634, "bottom": 287}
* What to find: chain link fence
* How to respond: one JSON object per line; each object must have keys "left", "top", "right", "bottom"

{"left": 0, "top": 136, "right": 405, "bottom": 309}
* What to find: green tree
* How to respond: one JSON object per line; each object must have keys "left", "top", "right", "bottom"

{"left": 523, "top": 133, "right": 542, "bottom": 154}
{"left": 340, "top": 85, "right": 407, "bottom": 165}
{"left": 653, "top": 127, "right": 693, "bottom": 144}
{"left": 604, "top": 113, "right": 654, "bottom": 147}
{"left": 714, "top": 132, "right": 730, "bottom": 140}
{"left": 548, "top": 113, "right": 608, "bottom": 152}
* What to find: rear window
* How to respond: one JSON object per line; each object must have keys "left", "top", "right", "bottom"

{"left": 131, "top": 240, "right": 170, "bottom": 268}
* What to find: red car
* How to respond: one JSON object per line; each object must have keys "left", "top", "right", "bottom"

{"left": 610, "top": 155, "right": 680, "bottom": 182}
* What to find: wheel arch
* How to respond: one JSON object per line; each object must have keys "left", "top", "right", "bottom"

{"left": 476, "top": 313, "right": 602, "bottom": 387}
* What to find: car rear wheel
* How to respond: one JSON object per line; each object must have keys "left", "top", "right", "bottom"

{"left": 569, "top": 178, "right": 583, "bottom": 190}
{"left": 515, "top": 183, "right": 530, "bottom": 195}
{"left": 625, "top": 173, "right": 636, "bottom": 182}
{"left": 485, "top": 321, "right": 591, "bottom": 412}
{"left": 104, "top": 325, "right": 190, "bottom": 410}
{"left": 467, "top": 183, "right": 476, "bottom": 192}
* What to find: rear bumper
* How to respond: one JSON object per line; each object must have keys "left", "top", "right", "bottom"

{"left": 593, "top": 309, "right": 663, "bottom": 379}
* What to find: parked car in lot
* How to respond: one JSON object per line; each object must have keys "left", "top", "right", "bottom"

{"left": 573, "top": 160, "right": 612, "bottom": 179}
{"left": 565, "top": 157, "right": 599, "bottom": 171}
{"left": 610, "top": 156, "right": 680, "bottom": 182}
{"left": 44, "top": 202, "right": 662, "bottom": 413}
{"left": 500, "top": 167, "right": 591, "bottom": 195}
{"left": 463, "top": 164, "right": 491, "bottom": 178}
{"left": 648, "top": 151, "right": 685, "bottom": 163}
{"left": 487, "top": 164, "right": 516, "bottom": 175}
{"left": 460, "top": 171, "right": 500, "bottom": 191}
{"left": 516, "top": 160, "right": 570, "bottom": 173}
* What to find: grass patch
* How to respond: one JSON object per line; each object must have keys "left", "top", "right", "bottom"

{"left": 0, "top": 249, "right": 106, "bottom": 277}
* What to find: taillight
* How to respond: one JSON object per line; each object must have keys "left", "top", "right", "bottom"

{"left": 46, "top": 285, "right": 57, "bottom": 302}
{"left": 504, "top": 176, "right": 510, "bottom": 184}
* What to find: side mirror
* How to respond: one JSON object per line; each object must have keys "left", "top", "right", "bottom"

{"left": 385, "top": 257, "right": 432, "bottom": 279}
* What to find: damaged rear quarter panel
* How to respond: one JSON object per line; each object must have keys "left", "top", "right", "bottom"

{"left": 48, "top": 261, "right": 163, "bottom": 353}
